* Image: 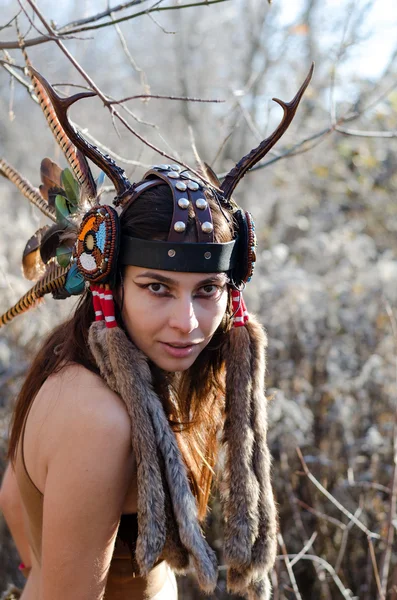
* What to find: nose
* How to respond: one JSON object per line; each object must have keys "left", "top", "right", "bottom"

{"left": 168, "top": 296, "right": 199, "bottom": 334}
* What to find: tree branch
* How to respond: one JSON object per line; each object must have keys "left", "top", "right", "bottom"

{"left": 22, "top": 0, "right": 219, "bottom": 189}
{"left": 0, "top": 0, "right": 230, "bottom": 49}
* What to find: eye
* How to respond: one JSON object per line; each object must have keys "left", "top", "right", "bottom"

{"left": 147, "top": 282, "right": 169, "bottom": 295}
{"left": 196, "top": 284, "right": 223, "bottom": 298}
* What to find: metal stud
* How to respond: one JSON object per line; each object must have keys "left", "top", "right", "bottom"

{"left": 204, "top": 251, "right": 211, "bottom": 259}
{"left": 187, "top": 181, "right": 200, "bottom": 191}
{"left": 168, "top": 249, "right": 176, "bottom": 257}
{"left": 168, "top": 171, "right": 180, "bottom": 179}
{"left": 174, "top": 221, "right": 186, "bottom": 233}
{"left": 178, "top": 198, "right": 189, "bottom": 209}
{"left": 201, "top": 222, "right": 213, "bottom": 234}
{"left": 171, "top": 164, "right": 181, "bottom": 172}
{"left": 159, "top": 164, "right": 170, "bottom": 170}
{"left": 195, "top": 198, "right": 207, "bottom": 210}
{"left": 175, "top": 181, "right": 187, "bottom": 192}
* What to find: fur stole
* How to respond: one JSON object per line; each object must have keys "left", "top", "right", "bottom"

{"left": 88, "top": 317, "right": 277, "bottom": 599}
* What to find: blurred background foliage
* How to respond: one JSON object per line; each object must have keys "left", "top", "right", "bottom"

{"left": 2, "top": 0, "right": 397, "bottom": 597}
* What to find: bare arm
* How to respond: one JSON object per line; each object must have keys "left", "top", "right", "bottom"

{"left": 0, "top": 462, "right": 32, "bottom": 571}
{"left": 39, "top": 368, "right": 135, "bottom": 600}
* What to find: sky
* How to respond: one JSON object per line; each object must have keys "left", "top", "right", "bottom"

{"left": 279, "top": 0, "right": 397, "bottom": 79}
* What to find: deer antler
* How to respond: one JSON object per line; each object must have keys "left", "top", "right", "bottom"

{"left": 30, "top": 69, "right": 133, "bottom": 202}
{"left": 21, "top": 48, "right": 97, "bottom": 203}
{"left": 221, "top": 63, "right": 314, "bottom": 200}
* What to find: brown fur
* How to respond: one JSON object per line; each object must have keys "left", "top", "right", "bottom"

{"left": 88, "top": 314, "right": 277, "bottom": 598}
{"left": 88, "top": 323, "right": 218, "bottom": 591}
{"left": 247, "top": 318, "right": 278, "bottom": 574}
{"left": 222, "top": 326, "right": 259, "bottom": 567}
{"left": 222, "top": 318, "right": 277, "bottom": 600}
{"left": 90, "top": 323, "right": 166, "bottom": 573}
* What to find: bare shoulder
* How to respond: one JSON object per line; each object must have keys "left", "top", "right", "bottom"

{"left": 36, "top": 363, "right": 132, "bottom": 462}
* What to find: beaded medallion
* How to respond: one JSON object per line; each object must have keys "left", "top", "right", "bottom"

{"left": 74, "top": 205, "right": 119, "bottom": 284}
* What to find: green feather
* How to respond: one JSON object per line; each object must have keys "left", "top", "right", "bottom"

{"left": 65, "top": 263, "right": 85, "bottom": 295}
{"left": 61, "top": 168, "right": 79, "bottom": 208}
{"left": 55, "top": 194, "right": 73, "bottom": 226}
{"left": 56, "top": 244, "right": 73, "bottom": 268}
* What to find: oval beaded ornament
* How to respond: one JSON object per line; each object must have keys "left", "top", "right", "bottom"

{"left": 74, "top": 205, "right": 120, "bottom": 284}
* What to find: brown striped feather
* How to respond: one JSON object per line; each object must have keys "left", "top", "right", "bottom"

{"left": 0, "top": 158, "right": 57, "bottom": 222}
{"left": 21, "top": 47, "right": 97, "bottom": 202}
{"left": 0, "top": 265, "right": 69, "bottom": 328}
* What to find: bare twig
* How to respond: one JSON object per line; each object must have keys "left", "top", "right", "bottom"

{"left": 279, "top": 555, "right": 355, "bottom": 599}
{"left": 296, "top": 498, "right": 347, "bottom": 530}
{"left": 0, "top": 8, "right": 22, "bottom": 31}
{"left": 0, "top": 0, "right": 231, "bottom": 49}
{"left": 0, "top": 58, "right": 25, "bottom": 71}
{"left": 368, "top": 536, "right": 385, "bottom": 600}
{"left": 296, "top": 447, "right": 381, "bottom": 539}
{"left": 334, "top": 502, "right": 363, "bottom": 574}
{"left": 289, "top": 532, "right": 318, "bottom": 567}
{"left": 21, "top": 0, "right": 218, "bottom": 189}
{"left": 8, "top": 65, "right": 15, "bottom": 121}
{"left": 379, "top": 299, "right": 397, "bottom": 598}
{"left": 72, "top": 123, "right": 151, "bottom": 169}
{"left": 1, "top": 61, "right": 29, "bottom": 89}
{"left": 108, "top": 1, "right": 150, "bottom": 95}
{"left": 109, "top": 93, "right": 224, "bottom": 105}
{"left": 278, "top": 534, "right": 303, "bottom": 600}
{"left": 342, "top": 481, "right": 391, "bottom": 495}
{"left": 60, "top": 1, "right": 149, "bottom": 31}
{"left": 336, "top": 126, "right": 397, "bottom": 138}
{"left": 62, "top": 0, "right": 231, "bottom": 35}
{"left": 147, "top": 10, "right": 176, "bottom": 34}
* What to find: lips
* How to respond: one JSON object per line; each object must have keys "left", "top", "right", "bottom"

{"left": 159, "top": 341, "right": 200, "bottom": 359}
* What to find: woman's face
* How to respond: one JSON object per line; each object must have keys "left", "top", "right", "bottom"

{"left": 120, "top": 266, "right": 229, "bottom": 371}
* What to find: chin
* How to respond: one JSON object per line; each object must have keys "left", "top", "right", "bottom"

{"left": 151, "top": 354, "right": 198, "bottom": 373}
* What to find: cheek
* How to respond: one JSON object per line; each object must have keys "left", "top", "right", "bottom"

{"left": 202, "top": 292, "right": 229, "bottom": 334}
{"left": 121, "top": 289, "right": 151, "bottom": 335}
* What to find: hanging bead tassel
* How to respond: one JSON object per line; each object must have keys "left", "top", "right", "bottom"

{"left": 90, "top": 284, "right": 117, "bottom": 329}
{"left": 232, "top": 290, "right": 249, "bottom": 327}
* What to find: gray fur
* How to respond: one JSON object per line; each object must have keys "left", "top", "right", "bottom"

{"left": 89, "top": 324, "right": 166, "bottom": 573}
{"left": 88, "top": 315, "right": 277, "bottom": 599}
{"left": 88, "top": 322, "right": 217, "bottom": 591}
{"left": 110, "top": 331, "right": 218, "bottom": 591}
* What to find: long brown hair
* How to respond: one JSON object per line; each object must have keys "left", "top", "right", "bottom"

{"left": 8, "top": 184, "right": 233, "bottom": 519}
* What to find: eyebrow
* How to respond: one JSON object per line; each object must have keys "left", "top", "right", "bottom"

{"left": 135, "top": 272, "right": 229, "bottom": 286}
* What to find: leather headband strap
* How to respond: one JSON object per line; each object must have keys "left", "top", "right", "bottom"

{"left": 120, "top": 236, "right": 238, "bottom": 273}
{"left": 120, "top": 179, "right": 165, "bottom": 214}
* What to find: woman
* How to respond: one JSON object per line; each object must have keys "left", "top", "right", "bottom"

{"left": 0, "top": 66, "right": 313, "bottom": 600}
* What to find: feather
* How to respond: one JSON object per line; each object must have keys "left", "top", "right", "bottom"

{"left": 22, "top": 226, "right": 50, "bottom": 280}
{"left": 64, "top": 262, "right": 85, "bottom": 295}
{"left": 40, "top": 224, "right": 66, "bottom": 264}
{"left": 39, "top": 158, "right": 64, "bottom": 205}
{"left": 203, "top": 162, "right": 221, "bottom": 187}
{"left": 0, "top": 158, "right": 57, "bottom": 222}
{"left": 21, "top": 47, "right": 97, "bottom": 203}
{"left": 0, "top": 265, "right": 69, "bottom": 328}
